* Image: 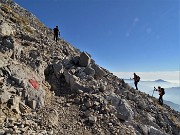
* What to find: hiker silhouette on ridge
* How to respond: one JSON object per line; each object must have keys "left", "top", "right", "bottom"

{"left": 53, "top": 26, "right": 60, "bottom": 42}
{"left": 132, "top": 73, "right": 140, "bottom": 90}
{"left": 154, "top": 86, "right": 165, "bottom": 105}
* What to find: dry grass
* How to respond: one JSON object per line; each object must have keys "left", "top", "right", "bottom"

{"left": 0, "top": 9, "right": 6, "bottom": 17}
{"left": 1, "top": 3, "right": 43, "bottom": 34}
{"left": 13, "top": 13, "right": 29, "bottom": 26}
{"left": 170, "top": 114, "right": 180, "bottom": 128}
{"left": 1, "top": 4, "right": 12, "bottom": 13}
{"left": 24, "top": 25, "right": 34, "bottom": 34}
{"left": 11, "top": 11, "right": 34, "bottom": 34}
{"left": 34, "top": 18, "right": 45, "bottom": 28}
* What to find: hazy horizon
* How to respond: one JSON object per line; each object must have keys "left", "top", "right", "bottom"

{"left": 113, "top": 71, "right": 180, "bottom": 86}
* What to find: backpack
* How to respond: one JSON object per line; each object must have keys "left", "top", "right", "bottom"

{"left": 161, "top": 88, "right": 165, "bottom": 95}
{"left": 136, "top": 76, "right": 140, "bottom": 82}
{"left": 53, "top": 28, "right": 59, "bottom": 34}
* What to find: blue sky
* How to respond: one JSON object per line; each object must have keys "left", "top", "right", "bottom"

{"left": 14, "top": 0, "right": 179, "bottom": 74}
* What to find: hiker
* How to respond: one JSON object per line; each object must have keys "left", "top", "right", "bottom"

{"left": 53, "top": 26, "right": 60, "bottom": 42}
{"left": 132, "top": 73, "right": 140, "bottom": 90}
{"left": 154, "top": 86, "right": 165, "bottom": 105}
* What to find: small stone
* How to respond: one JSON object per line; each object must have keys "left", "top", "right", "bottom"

{"left": 108, "top": 123, "right": 113, "bottom": 127}
{"left": 4, "top": 128, "right": 13, "bottom": 134}
{"left": 47, "top": 130, "right": 54, "bottom": 135}
{"left": 89, "top": 116, "right": 97, "bottom": 124}
{"left": 84, "top": 110, "right": 92, "bottom": 117}
{"left": 0, "top": 129, "right": 5, "bottom": 135}
{"left": 66, "top": 103, "right": 71, "bottom": 107}
{"left": 19, "top": 102, "right": 30, "bottom": 113}
{"left": 28, "top": 100, "right": 37, "bottom": 109}
{"left": 84, "top": 101, "right": 91, "bottom": 108}
{"left": 8, "top": 98, "right": 14, "bottom": 106}
{"left": 94, "top": 101, "right": 100, "bottom": 106}
{"left": 74, "top": 98, "right": 81, "bottom": 104}
{"left": 81, "top": 106, "right": 87, "bottom": 111}
{"left": 77, "top": 89, "right": 84, "bottom": 94}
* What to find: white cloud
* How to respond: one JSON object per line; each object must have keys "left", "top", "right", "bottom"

{"left": 113, "top": 71, "right": 180, "bottom": 84}
{"left": 134, "top": 17, "right": 139, "bottom": 22}
{"left": 125, "top": 17, "right": 140, "bottom": 37}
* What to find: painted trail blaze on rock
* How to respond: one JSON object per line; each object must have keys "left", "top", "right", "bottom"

{"left": 29, "top": 79, "right": 39, "bottom": 90}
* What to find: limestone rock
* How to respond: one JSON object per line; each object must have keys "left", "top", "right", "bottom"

{"left": 89, "top": 116, "right": 97, "bottom": 124}
{"left": 19, "top": 102, "right": 30, "bottom": 113}
{"left": 53, "top": 61, "right": 64, "bottom": 78}
{"left": 92, "top": 64, "right": 106, "bottom": 78}
{"left": 0, "top": 22, "right": 15, "bottom": 36}
{"left": 107, "top": 94, "right": 134, "bottom": 121}
{"left": 84, "top": 66, "right": 95, "bottom": 76}
{"left": 27, "top": 100, "right": 37, "bottom": 109}
{"left": 79, "top": 52, "right": 91, "bottom": 67}
{"left": 148, "top": 126, "right": 166, "bottom": 135}
{"left": 0, "top": 90, "right": 11, "bottom": 104}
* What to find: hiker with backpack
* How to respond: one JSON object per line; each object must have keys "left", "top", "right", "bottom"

{"left": 132, "top": 73, "right": 140, "bottom": 90}
{"left": 154, "top": 86, "right": 165, "bottom": 105}
{"left": 53, "top": 26, "right": 60, "bottom": 42}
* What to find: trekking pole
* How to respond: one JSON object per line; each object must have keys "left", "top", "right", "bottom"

{"left": 152, "top": 89, "right": 155, "bottom": 97}
{"left": 152, "top": 87, "right": 156, "bottom": 97}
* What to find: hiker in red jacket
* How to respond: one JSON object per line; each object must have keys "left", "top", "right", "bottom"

{"left": 53, "top": 26, "right": 60, "bottom": 42}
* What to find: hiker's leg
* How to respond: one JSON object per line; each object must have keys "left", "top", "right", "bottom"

{"left": 136, "top": 82, "right": 138, "bottom": 90}
{"left": 161, "top": 96, "right": 163, "bottom": 105}
{"left": 54, "top": 34, "right": 55, "bottom": 40}
{"left": 159, "top": 96, "right": 161, "bottom": 104}
{"left": 56, "top": 35, "right": 58, "bottom": 42}
{"left": 135, "top": 82, "right": 138, "bottom": 90}
{"left": 159, "top": 95, "right": 163, "bottom": 105}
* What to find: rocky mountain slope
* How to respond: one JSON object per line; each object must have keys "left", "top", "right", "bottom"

{"left": 0, "top": 0, "right": 180, "bottom": 135}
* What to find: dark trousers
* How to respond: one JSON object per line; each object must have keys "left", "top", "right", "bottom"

{"left": 134, "top": 81, "right": 138, "bottom": 90}
{"left": 159, "top": 95, "right": 163, "bottom": 105}
{"left": 54, "top": 34, "right": 58, "bottom": 42}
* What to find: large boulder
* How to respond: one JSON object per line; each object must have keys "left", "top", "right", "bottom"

{"left": 64, "top": 70, "right": 93, "bottom": 92}
{"left": 0, "top": 22, "right": 15, "bottom": 36}
{"left": 1, "top": 63, "right": 45, "bottom": 109}
{"left": 148, "top": 126, "right": 167, "bottom": 135}
{"left": 139, "top": 124, "right": 149, "bottom": 135}
{"left": 64, "top": 70, "right": 78, "bottom": 86}
{"left": 92, "top": 64, "right": 106, "bottom": 78}
{"left": 117, "top": 99, "right": 134, "bottom": 121}
{"left": 106, "top": 94, "right": 134, "bottom": 121}
{"left": 84, "top": 66, "right": 95, "bottom": 76}
{"left": 79, "top": 52, "right": 91, "bottom": 67}
{"left": 21, "top": 79, "right": 45, "bottom": 108}
{"left": 0, "top": 90, "right": 11, "bottom": 104}
{"left": 52, "top": 61, "right": 64, "bottom": 78}
{"left": 0, "top": 36, "right": 14, "bottom": 57}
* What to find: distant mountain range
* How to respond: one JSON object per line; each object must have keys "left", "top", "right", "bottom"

{"left": 164, "top": 100, "right": 180, "bottom": 112}
{"left": 154, "top": 79, "right": 167, "bottom": 82}
{"left": 124, "top": 79, "right": 180, "bottom": 112}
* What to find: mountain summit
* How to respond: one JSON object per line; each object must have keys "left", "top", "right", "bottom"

{"left": 155, "top": 79, "right": 167, "bottom": 82}
{"left": 0, "top": 0, "right": 180, "bottom": 135}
